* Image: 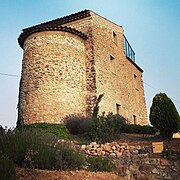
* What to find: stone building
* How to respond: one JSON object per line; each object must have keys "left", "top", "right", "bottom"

{"left": 17, "top": 10, "right": 148, "bottom": 125}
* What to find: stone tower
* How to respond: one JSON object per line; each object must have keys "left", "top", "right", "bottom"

{"left": 17, "top": 10, "right": 148, "bottom": 125}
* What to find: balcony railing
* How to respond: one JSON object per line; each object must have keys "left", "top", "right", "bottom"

{"left": 123, "top": 35, "right": 135, "bottom": 63}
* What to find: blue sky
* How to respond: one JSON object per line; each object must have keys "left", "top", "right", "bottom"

{"left": 0, "top": 0, "right": 179, "bottom": 128}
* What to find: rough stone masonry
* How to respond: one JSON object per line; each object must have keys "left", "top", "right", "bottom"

{"left": 17, "top": 10, "right": 148, "bottom": 125}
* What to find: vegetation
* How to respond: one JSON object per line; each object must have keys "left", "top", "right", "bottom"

{"left": 92, "top": 94, "right": 104, "bottom": 118}
{"left": 87, "top": 156, "right": 116, "bottom": 172}
{"left": 121, "top": 124, "right": 157, "bottom": 134}
{"left": 0, "top": 154, "right": 16, "bottom": 180}
{"left": 55, "top": 146, "right": 85, "bottom": 170}
{"left": 86, "top": 113, "right": 125, "bottom": 143}
{"left": 150, "top": 93, "right": 180, "bottom": 139}
{"left": 0, "top": 127, "right": 84, "bottom": 170}
{"left": 64, "top": 115, "right": 92, "bottom": 135}
{"left": 22, "top": 123, "right": 71, "bottom": 140}
{"left": 64, "top": 113, "right": 156, "bottom": 143}
{"left": 0, "top": 125, "right": 5, "bottom": 135}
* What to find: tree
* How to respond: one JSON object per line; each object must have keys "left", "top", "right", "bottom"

{"left": 150, "top": 93, "right": 180, "bottom": 139}
{"left": 92, "top": 94, "right": 104, "bottom": 118}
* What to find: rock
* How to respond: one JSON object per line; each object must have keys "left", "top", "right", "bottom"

{"left": 139, "top": 165, "right": 151, "bottom": 175}
{"left": 116, "top": 152, "right": 123, "bottom": 157}
{"left": 160, "top": 159, "right": 169, "bottom": 166}
{"left": 162, "top": 172, "right": 168, "bottom": 179}
{"left": 90, "top": 142, "right": 97, "bottom": 146}
{"left": 100, "top": 151, "right": 106, "bottom": 156}
{"left": 105, "top": 151, "right": 110, "bottom": 156}
{"left": 81, "top": 145, "right": 86, "bottom": 151}
{"left": 109, "top": 153, "right": 116, "bottom": 157}
{"left": 120, "top": 145, "right": 126, "bottom": 149}
{"left": 149, "top": 158, "right": 158, "bottom": 165}
{"left": 129, "top": 145, "right": 135, "bottom": 153}
{"left": 135, "top": 145, "right": 141, "bottom": 150}
{"left": 138, "top": 173, "right": 147, "bottom": 180}
{"left": 86, "top": 150, "right": 91, "bottom": 155}
{"left": 86, "top": 145, "right": 91, "bottom": 151}
{"left": 120, "top": 143, "right": 128, "bottom": 147}
{"left": 97, "top": 148, "right": 103, "bottom": 156}
{"left": 112, "top": 146, "right": 116, "bottom": 150}
{"left": 115, "top": 144, "right": 120, "bottom": 148}
{"left": 129, "top": 164, "right": 139, "bottom": 174}
{"left": 171, "top": 166, "right": 178, "bottom": 172}
{"left": 110, "top": 141, "right": 118, "bottom": 146}
{"left": 123, "top": 150, "right": 130, "bottom": 157}
{"left": 138, "top": 153, "right": 149, "bottom": 158}
{"left": 132, "top": 150, "right": 139, "bottom": 155}
{"left": 100, "top": 144, "right": 104, "bottom": 147}
{"left": 114, "top": 150, "right": 119, "bottom": 155}
{"left": 152, "top": 168, "right": 159, "bottom": 175}
{"left": 90, "top": 150, "right": 96, "bottom": 155}
{"left": 103, "top": 145, "right": 111, "bottom": 152}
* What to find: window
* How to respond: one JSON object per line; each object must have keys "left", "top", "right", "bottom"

{"left": 133, "top": 115, "right": 137, "bottom": 124}
{"left": 134, "top": 74, "right": 138, "bottom": 90}
{"left": 110, "top": 55, "right": 115, "bottom": 61}
{"left": 116, "top": 104, "right": 121, "bottom": 115}
{"left": 113, "top": 32, "right": 117, "bottom": 44}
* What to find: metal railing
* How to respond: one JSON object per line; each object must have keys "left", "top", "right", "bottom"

{"left": 123, "top": 35, "right": 135, "bottom": 63}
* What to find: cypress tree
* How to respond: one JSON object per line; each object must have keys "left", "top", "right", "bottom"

{"left": 150, "top": 93, "right": 180, "bottom": 139}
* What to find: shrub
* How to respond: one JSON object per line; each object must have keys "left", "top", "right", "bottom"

{"left": 56, "top": 145, "right": 85, "bottom": 170}
{"left": 0, "top": 128, "right": 84, "bottom": 170}
{"left": 0, "top": 128, "right": 58, "bottom": 167}
{"left": 0, "top": 125, "right": 5, "bottom": 135}
{"left": 64, "top": 115, "right": 92, "bottom": 135}
{"left": 23, "top": 123, "right": 71, "bottom": 140}
{"left": 121, "top": 124, "right": 158, "bottom": 134}
{"left": 0, "top": 154, "right": 16, "bottom": 180}
{"left": 150, "top": 93, "right": 180, "bottom": 139}
{"left": 87, "top": 156, "right": 116, "bottom": 172}
{"left": 86, "top": 113, "right": 126, "bottom": 143}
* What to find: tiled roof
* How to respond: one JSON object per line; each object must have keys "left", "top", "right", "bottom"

{"left": 18, "top": 10, "right": 91, "bottom": 48}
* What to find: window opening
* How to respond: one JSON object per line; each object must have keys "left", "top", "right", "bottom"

{"left": 113, "top": 32, "right": 117, "bottom": 44}
{"left": 110, "top": 55, "right": 115, "bottom": 61}
{"left": 116, "top": 104, "right": 121, "bottom": 115}
{"left": 133, "top": 115, "right": 137, "bottom": 124}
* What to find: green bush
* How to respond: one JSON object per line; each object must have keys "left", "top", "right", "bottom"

{"left": 64, "top": 113, "right": 128, "bottom": 143}
{"left": 0, "top": 125, "right": 5, "bottom": 135}
{"left": 64, "top": 115, "right": 92, "bottom": 135}
{"left": 0, "top": 154, "right": 16, "bottom": 180}
{"left": 86, "top": 113, "right": 126, "bottom": 143}
{"left": 56, "top": 145, "right": 85, "bottom": 170}
{"left": 87, "top": 156, "right": 116, "bottom": 172}
{"left": 0, "top": 128, "right": 58, "bottom": 167}
{"left": 121, "top": 124, "right": 158, "bottom": 134}
{"left": 0, "top": 128, "right": 84, "bottom": 170}
{"left": 23, "top": 123, "right": 71, "bottom": 140}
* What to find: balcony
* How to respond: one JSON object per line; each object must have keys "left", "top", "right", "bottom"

{"left": 123, "top": 35, "right": 135, "bottom": 63}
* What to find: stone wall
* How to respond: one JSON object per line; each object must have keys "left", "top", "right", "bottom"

{"left": 79, "top": 141, "right": 180, "bottom": 179}
{"left": 91, "top": 12, "right": 147, "bottom": 124}
{"left": 18, "top": 31, "right": 87, "bottom": 124}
